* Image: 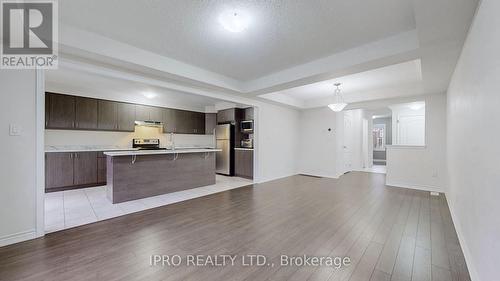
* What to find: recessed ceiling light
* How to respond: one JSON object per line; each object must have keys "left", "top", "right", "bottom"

{"left": 218, "top": 10, "right": 250, "bottom": 33}
{"left": 143, "top": 92, "right": 157, "bottom": 99}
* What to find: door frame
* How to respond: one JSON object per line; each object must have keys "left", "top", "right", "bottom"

{"left": 35, "top": 69, "right": 45, "bottom": 237}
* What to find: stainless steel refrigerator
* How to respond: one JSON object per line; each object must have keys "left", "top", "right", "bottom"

{"left": 216, "top": 124, "right": 234, "bottom": 176}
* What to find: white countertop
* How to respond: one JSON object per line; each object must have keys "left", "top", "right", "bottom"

{"left": 45, "top": 145, "right": 138, "bottom": 153}
{"left": 104, "top": 148, "right": 221, "bottom": 157}
{"left": 234, "top": 147, "right": 254, "bottom": 151}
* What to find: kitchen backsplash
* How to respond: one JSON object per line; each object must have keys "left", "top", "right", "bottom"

{"left": 45, "top": 126, "right": 215, "bottom": 148}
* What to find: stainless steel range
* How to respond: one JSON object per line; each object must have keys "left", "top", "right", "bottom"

{"left": 132, "top": 138, "right": 167, "bottom": 150}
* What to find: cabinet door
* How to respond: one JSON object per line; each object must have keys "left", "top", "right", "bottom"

{"left": 46, "top": 93, "right": 75, "bottom": 129}
{"left": 75, "top": 97, "right": 98, "bottom": 129}
{"left": 205, "top": 113, "right": 216, "bottom": 134}
{"left": 235, "top": 150, "right": 253, "bottom": 179}
{"left": 150, "top": 107, "right": 163, "bottom": 122}
{"left": 163, "top": 108, "right": 177, "bottom": 133}
{"left": 73, "top": 152, "right": 98, "bottom": 186}
{"left": 117, "top": 102, "right": 136, "bottom": 132}
{"left": 194, "top": 112, "right": 206, "bottom": 134}
{"left": 97, "top": 100, "right": 118, "bottom": 130}
{"left": 45, "top": 152, "right": 74, "bottom": 191}
{"left": 135, "top": 105, "right": 150, "bottom": 121}
{"left": 175, "top": 110, "right": 192, "bottom": 134}
{"left": 244, "top": 107, "right": 254, "bottom": 120}
{"left": 97, "top": 155, "right": 107, "bottom": 184}
{"left": 217, "top": 108, "right": 235, "bottom": 124}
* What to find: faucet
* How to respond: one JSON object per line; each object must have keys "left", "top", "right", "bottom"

{"left": 170, "top": 132, "right": 176, "bottom": 150}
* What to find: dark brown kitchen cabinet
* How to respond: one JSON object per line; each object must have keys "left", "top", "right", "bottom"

{"left": 97, "top": 100, "right": 118, "bottom": 130}
{"left": 150, "top": 107, "right": 163, "bottom": 122}
{"left": 45, "top": 93, "right": 75, "bottom": 129}
{"left": 217, "top": 108, "right": 244, "bottom": 124}
{"left": 45, "top": 152, "right": 74, "bottom": 191}
{"left": 193, "top": 112, "right": 205, "bottom": 134}
{"left": 244, "top": 107, "right": 254, "bottom": 120}
{"left": 45, "top": 151, "right": 102, "bottom": 192}
{"left": 117, "top": 102, "right": 136, "bottom": 132}
{"left": 73, "top": 152, "right": 98, "bottom": 185}
{"left": 75, "top": 97, "right": 98, "bottom": 129}
{"left": 135, "top": 105, "right": 162, "bottom": 122}
{"left": 235, "top": 149, "right": 253, "bottom": 179}
{"left": 135, "top": 105, "right": 150, "bottom": 121}
{"left": 175, "top": 110, "right": 192, "bottom": 134}
{"left": 97, "top": 152, "right": 107, "bottom": 184}
{"left": 162, "top": 108, "right": 177, "bottom": 133}
{"left": 205, "top": 113, "right": 216, "bottom": 134}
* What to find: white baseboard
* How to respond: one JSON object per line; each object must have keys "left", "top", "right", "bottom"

{"left": 445, "top": 195, "right": 480, "bottom": 281}
{"left": 297, "top": 172, "right": 340, "bottom": 179}
{"left": 0, "top": 229, "right": 36, "bottom": 247}
{"left": 385, "top": 181, "right": 443, "bottom": 193}
{"left": 255, "top": 173, "right": 298, "bottom": 184}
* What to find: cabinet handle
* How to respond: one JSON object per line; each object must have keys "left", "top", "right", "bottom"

{"left": 70, "top": 153, "right": 73, "bottom": 159}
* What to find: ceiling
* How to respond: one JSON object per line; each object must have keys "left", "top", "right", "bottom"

{"left": 59, "top": 0, "right": 415, "bottom": 81}
{"left": 260, "top": 59, "right": 422, "bottom": 107}
{"left": 55, "top": 0, "right": 479, "bottom": 110}
{"left": 45, "top": 68, "right": 246, "bottom": 112}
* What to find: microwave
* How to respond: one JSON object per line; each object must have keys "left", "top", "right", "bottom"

{"left": 241, "top": 120, "right": 254, "bottom": 133}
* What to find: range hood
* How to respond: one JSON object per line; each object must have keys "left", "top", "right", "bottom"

{"left": 134, "top": 120, "right": 163, "bottom": 128}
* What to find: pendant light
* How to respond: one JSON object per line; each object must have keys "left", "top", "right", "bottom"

{"left": 328, "top": 83, "right": 347, "bottom": 112}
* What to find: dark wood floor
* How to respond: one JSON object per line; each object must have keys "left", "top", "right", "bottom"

{"left": 0, "top": 172, "right": 470, "bottom": 281}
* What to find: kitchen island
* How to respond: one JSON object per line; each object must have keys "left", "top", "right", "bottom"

{"left": 104, "top": 148, "right": 221, "bottom": 203}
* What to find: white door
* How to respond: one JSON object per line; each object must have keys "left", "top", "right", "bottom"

{"left": 398, "top": 115, "right": 425, "bottom": 145}
{"left": 343, "top": 114, "right": 353, "bottom": 173}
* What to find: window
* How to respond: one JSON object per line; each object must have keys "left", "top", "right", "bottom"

{"left": 373, "top": 124, "right": 386, "bottom": 151}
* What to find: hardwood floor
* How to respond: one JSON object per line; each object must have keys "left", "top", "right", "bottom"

{"left": 0, "top": 172, "right": 470, "bottom": 281}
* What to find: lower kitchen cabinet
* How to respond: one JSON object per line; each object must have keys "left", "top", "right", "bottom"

{"left": 45, "top": 152, "right": 75, "bottom": 191}
{"left": 73, "top": 152, "right": 98, "bottom": 185}
{"left": 234, "top": 149, "right": 253, "bottom": 179}
{"left": 97, "top": 153, "right": 107, "bottom": 184}
{"left": 45, "top": 151, "right": 105, "bottom": 192}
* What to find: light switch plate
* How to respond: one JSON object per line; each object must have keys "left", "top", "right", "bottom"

{"left": 430, "top": 191, "right": 440, "bottom": 196}
{"left": 9, "top": 124, "right": 21, "bottom": 136}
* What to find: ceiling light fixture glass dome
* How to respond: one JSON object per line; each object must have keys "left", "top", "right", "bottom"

{"left": 328, "top": 83, "right": 347, "bottom": 112}
{"left": 218, "top": 10, "right": 250, "bottom": 33}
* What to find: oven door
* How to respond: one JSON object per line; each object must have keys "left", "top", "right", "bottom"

{"left": 241, "top": 121, "right": 253, "bottom": 132}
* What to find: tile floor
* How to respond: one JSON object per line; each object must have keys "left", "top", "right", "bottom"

{"left": 363, "top": 164, "right": 387, "bottom": 174}
{"left": 45, "top": 175, "right": 253, "bottom": 233}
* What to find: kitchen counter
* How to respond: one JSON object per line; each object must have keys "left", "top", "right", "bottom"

{"left": 104, "top": 148, "right": 221, "bottom": 157}
{"left": 45, "top": 145, "right": 138, "bottom": 153}
{"left": 106, "top": 148, "right": 219, "bottom": 203}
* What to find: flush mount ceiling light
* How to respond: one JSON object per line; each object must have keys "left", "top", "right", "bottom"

{"left": 143, "top": 92, "right": 157, "bottom": 99}
{"left": 408, "top": 102, "right": 424, "bottom": 111}
{"left": 328, "top": 83, "right": 347, "bottom": 112}
{"left": 218, "top": 10, "right": 250, "bottom": 33}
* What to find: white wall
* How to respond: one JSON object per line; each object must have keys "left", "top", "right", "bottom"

{"left": 255, "top": 103, "right": 300, "bottom": 182}
{"left": 446, "top": 1, "right": 500, "bottom": 280}
{"left": 298, "top": 107, "right": 338, "bottom": 178}
{"left": 386, "top": 94, "right": 447, "bottom": 192}
{"left": 0, "top": 70, "right": 38, "bottom": 246}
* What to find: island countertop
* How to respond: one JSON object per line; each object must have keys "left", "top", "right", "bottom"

{"left": 104, "top": 148, "right": 221, "bottom": 157}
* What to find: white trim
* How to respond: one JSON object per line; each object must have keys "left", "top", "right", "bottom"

{"left": 386, "top": 145, "right": 426, "bottom": 149}
{"left": 298, "top": 172, "right": 341, "bottom": 179}
{"left": 385, "top": 181, "right": 442, "bottom": 193}
{"left": 35, "top": 69, "right": 45, "bottom": 238}
{"left": 445, "top": 195, "right": 480, "bottom": 281}
{"left": 255, "top": 173, "right": 298, "bottom": 184}
{"left": 0, "top": 230, "right": 36, "bottom": 247}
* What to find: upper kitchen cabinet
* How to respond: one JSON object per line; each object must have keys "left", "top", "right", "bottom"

{"left": 117, "top": 102, "right": 136, "bottom": 132}
{"left": 75, "top": 97, "right": 98, "bottom": 130}
{"left": 97, "top": 100, "right": 118, "bottom": 130}
{"left": 135, "top": 104, "right": 163, "bottom": 122}
{"left": 244, "top": 107, "right": 254, "bottom": 120}
{"left": 162, "top": 108, "right": 177, "bottom": 133}
{"left": 135, "top": 105, "right": 150, "bottom": 121}
{"left": 205, "top": 113, "right": 216, "bottom": 134}
{"left": 217, "top": 108, "right": 244, "bottom": 124}
{"left": 45, "top": 93, "right": 76, "bottom": 129}
{"left": 150, "top": 107, "right": 163, "bottom": 122}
